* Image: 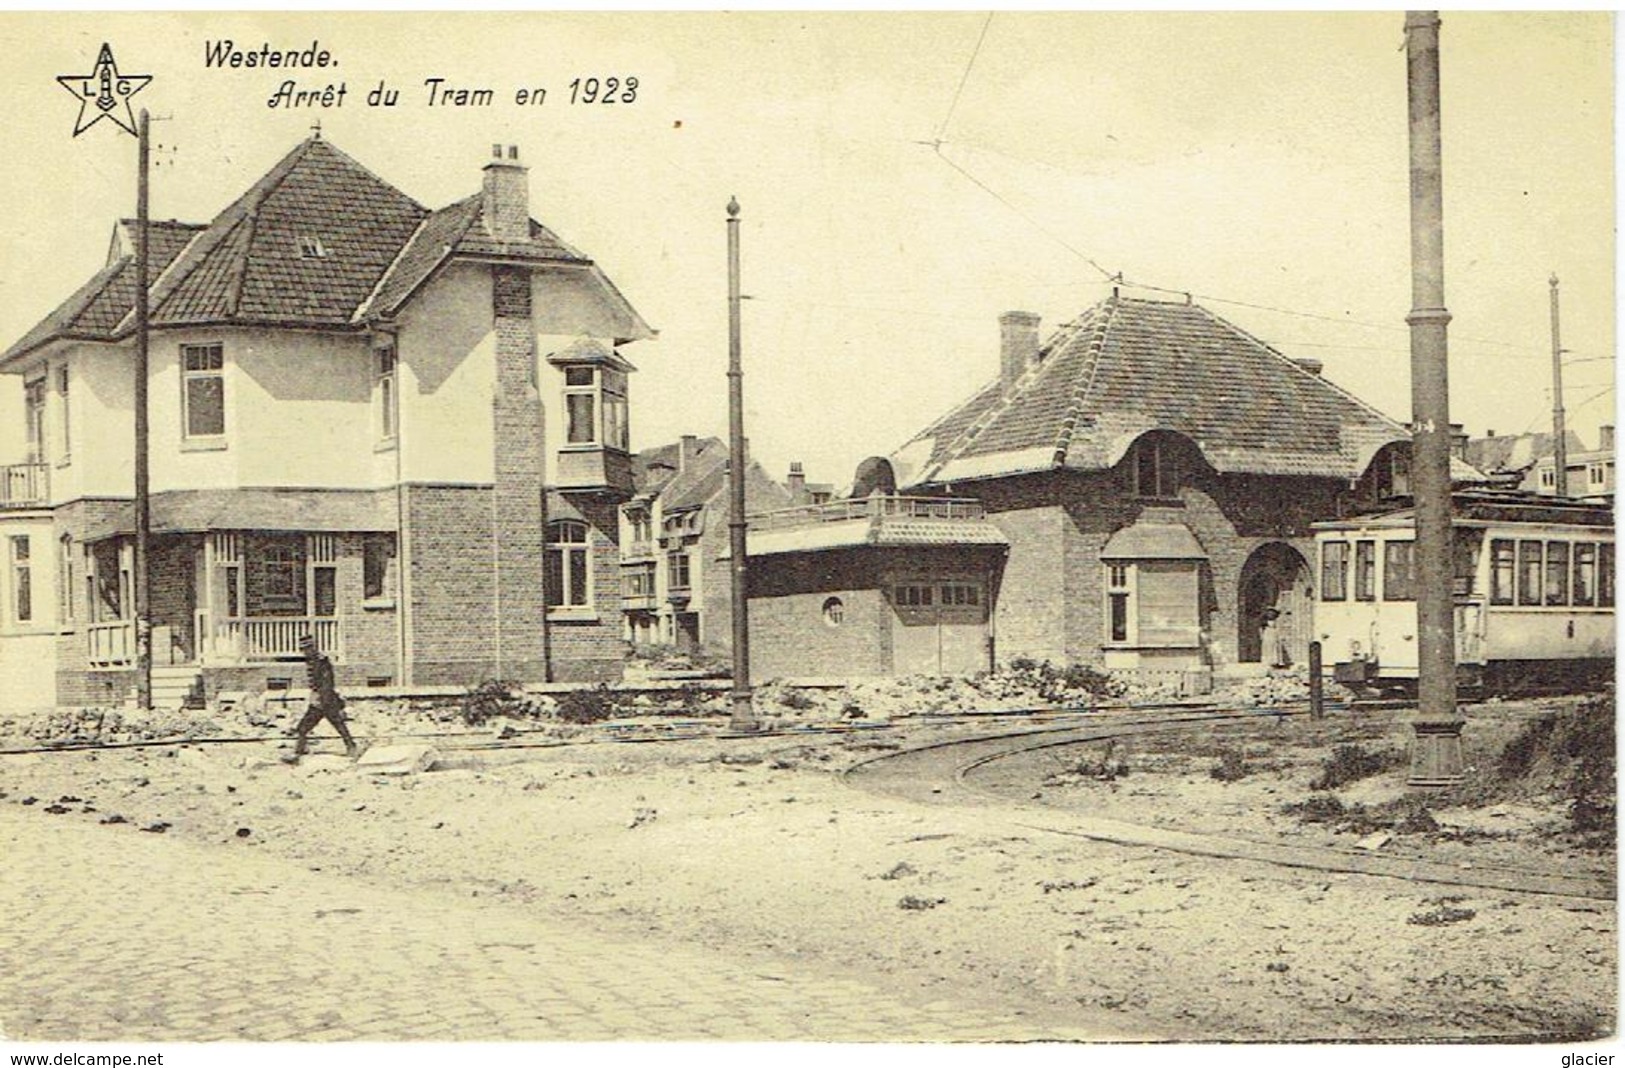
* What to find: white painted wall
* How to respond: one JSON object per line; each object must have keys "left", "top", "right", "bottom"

{"left": 397, "top": 262, "right": 495, "bottom": 486}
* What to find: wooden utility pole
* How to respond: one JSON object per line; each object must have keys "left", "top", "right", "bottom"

{"left": 1403, "top": 12, "right": 1462, "bottom": 787}
{"left": 726, "top": 196, "right": 757, "bottom": 732}
{"left": 134, "top": 108, "right": 153, "bottom": 711}
{"left": 1549, "top": 274, "right": 1569, "bottom": 497}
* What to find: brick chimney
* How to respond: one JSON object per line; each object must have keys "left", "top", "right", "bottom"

{"left": 482, "top": 144, "right": 529, "bottom": 242}
{"left": 1449, "top": 422, "right": 1468, "bottom": 461}
{"left": 1600, "top": 425, "right": 1615, "bottom": 453}
{"left": 678, "top": 434, "right": 698, "bottom": 473}
{"left": 787, "top": 462, "right": 806, "bottom": 503}
{"left": 1293, "top": 357, "right": 1323, "bottom": 376}
{"left": 999, "top": 311, "right": 1041, "bottom": 390}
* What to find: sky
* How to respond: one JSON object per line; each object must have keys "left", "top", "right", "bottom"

{"left": 0, "top": 11, "right": 1614, "bottom": 490}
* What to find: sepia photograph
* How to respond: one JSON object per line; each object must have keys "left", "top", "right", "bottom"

{"left": 0, "top": 9, "right": 1614, "bottom": 1056}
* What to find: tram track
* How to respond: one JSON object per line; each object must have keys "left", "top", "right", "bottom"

{"left": 842, "top": 705, "right": 1615, "bottom": 901}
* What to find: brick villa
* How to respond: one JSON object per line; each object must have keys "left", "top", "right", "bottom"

{"left": 0, "top": 135, "right": 652, "bottom": 710}
{"left": 745, "top": 296, "right": 1467, "bottom": 687}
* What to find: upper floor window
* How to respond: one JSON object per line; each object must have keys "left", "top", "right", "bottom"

{"left": 1539, "top": 467, "right": 1556, "bottom": 489}
{"left": 546, "top": 520, "right": 591, "bottom": 609}
{"left": 666, "top": 548, "right": 691, "bottom": 591}
{"left": 373, "top": 342, "right": 398, "bottom": 443}
{"left": 562, "top": 366, "right": 630, "bottom": 451}
{"left": 56, "top": 365, "right": 70, "bottom": 462}
{"left": 23, "top": 378, "right": 45, "bottom": 464}
{"left": 181, "top": 343, "right": 226, "bottom": 439}
{"left": 1588, "top": 463, "right": 1608, "bottom": 486}
{"left": 1133, "top": 438, "right": 1178, "bottom": 499}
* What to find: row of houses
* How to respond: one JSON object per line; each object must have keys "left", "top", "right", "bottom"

{"left": 0, "top": 136, "right": 1587, "bottom": 710}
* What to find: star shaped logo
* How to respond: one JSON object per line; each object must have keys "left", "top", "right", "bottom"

{"left": 57, "top": 43, "right": 151, "bottom": 137}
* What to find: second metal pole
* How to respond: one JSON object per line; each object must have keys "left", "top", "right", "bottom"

{"left": 726, "top": 196, "right": 756, "bottom": 732}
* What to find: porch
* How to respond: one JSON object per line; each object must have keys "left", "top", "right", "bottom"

{"left": 80, "top": 531, "right": 378, "bottom": 669}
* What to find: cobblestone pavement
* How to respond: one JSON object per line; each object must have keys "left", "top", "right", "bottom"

{"left": 0, "top": 807, "right": 1126, "bottom": 1042}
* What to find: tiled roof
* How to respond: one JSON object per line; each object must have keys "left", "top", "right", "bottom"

{"left": 2, "top": 221, "right": 201, "bottom": 363}
{"left": 5, "top": 135, "right": 653, "bottom": 364}
{"left": 76, "top": 488, "right": 397, "bottom": 542}
{"left": 892, "top": 297, "right": 1410, "bottom": 486}
{"left": 150, "top": 138, "right": 427, "bottom": 327}
{"left": 1465, "top": 430, "right": 1588, "bottom": 474}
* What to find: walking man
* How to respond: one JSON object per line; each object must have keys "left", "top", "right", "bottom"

{"left": 292, "top": 634, "right": 358, "bottom": 759}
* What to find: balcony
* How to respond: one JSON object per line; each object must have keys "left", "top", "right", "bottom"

{"left": 622, "top": 539, "right": 656, "bottom": 561}
{"left": 745, "top": 495, "right": 1007, "bottom": 558}
{"left": 749, "top": 495, "right": 985, "bottom": 531}
{"left": 0, "top": 463, "right": 49, "bottom": 509}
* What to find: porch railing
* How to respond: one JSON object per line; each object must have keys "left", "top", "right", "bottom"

{"left": 212, "top": 616, "right": 343, "bottom": 662}
{"left": 87, "top": 620, "right": 135, "bottom": 668}
{"left": 0, "top": 463, "right": 48, "bottom": 508}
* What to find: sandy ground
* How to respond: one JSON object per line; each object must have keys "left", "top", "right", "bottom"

{"left": 0, "top": 697, "right": 1614, "bottom": 1042}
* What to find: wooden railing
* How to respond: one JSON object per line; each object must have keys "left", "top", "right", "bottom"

{"left": 87, "top": 620, "right": 135, "bottom": 668}
{"left": 750, "top": 495, "right": 985, "bottom": 531}
{"left": 214, "top": 616, "right": 343, "bottom": 662}
{"left": 0, "top": 463, "right": 48, "bottom": 508}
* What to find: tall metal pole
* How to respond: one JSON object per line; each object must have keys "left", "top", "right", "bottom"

{"left": 1403, "top": 12, "right": 1462, "bottom": 787}
{"left": 1549, "top": 274, "right": 1569, "bottom": 497}
{"left": 726, "top": 196, "right": 757, "bottom": 732}
{"left": 134, "top": 108, "right": 153, "bottom": 711}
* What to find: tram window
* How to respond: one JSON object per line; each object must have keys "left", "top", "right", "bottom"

{"left": 1489, "top": 539, "right": 1515, "bottom": 605}
{"left": 1517, "top": 540, "right": 1544, "bottom": 606}
{"left": 1383, "top": 540, "right": 1415, "bottom": 601}
{"left": 1545, "top": 542, "right": 1570, "bottom": 606}
{"left": 1354, "top": 541, "right": 1376, "bottom": 601}
{"left": 1320, "top": 542, "right": 1348, "bottom": 601}
{"left": 1573, "top": 543, "right": 1597, "bottom": 607}
{"left": 1600, "top": 543, "right": 1615, "bottom": 608}
{"left": 1452, "top": 534, "right": 1478, "bottom": 596}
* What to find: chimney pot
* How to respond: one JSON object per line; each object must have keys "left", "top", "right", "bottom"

{"left": 491, "top": 143, "right": 502, "bottom": 158}
{"left": 1292, "top": 356, "right": 1323, "bottom": 377}
{"left": 678, "top": 435, "right": 698, "bottom": 473}
{"left": 787, "top": 462, "right": 807, "bottom": 503}
{"left": 508, "top": 144, "right": 519, "bottom": 160}
{"left": 998, "top": 311, "right": 1041, "bottom": 390}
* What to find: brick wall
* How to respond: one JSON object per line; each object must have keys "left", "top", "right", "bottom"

{"left": 490, "top": 266, "right": 550, "bottom": 677}
{"left": 750, "top": 546, "right": 888, "bottom": 680}
{"left": 404, "top": 484, "right": 501, "bottom": 684}
{"left": 52, "top": 499, "right": 135, "bottom": 707}
{"left": 969, "top": 457, "right": 1341, "bottom": 671}
{"left": 548, "top": 492, "right": 626, "bottom": 682}
{"left": 148, "top": 535, "right": 195, "bottom": 664}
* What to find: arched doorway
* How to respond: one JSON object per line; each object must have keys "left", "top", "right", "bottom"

{"left": 1238, "top": 543, "right": 1312, "bottom": 667}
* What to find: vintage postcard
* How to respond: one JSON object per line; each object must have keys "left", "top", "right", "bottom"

{"left": 0, "top": 11, "right": 1614, "bottom": 1060}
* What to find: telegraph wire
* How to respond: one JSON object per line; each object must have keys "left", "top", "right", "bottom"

{"left": 934, "top": 12, "right": 995, "bottom": 147}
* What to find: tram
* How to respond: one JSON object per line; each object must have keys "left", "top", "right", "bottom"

{"left": 1312, "top": 492, "right": 1614, "bottom": 695}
